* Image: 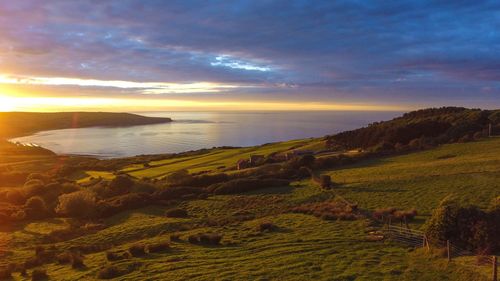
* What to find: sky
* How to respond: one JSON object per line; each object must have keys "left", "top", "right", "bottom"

{"left": 0, "top": 0, "right": 499, "bottom": 112}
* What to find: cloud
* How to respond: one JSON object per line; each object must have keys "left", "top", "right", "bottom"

{"left": 0, "top": 74, "right": 249, "bottom": 94}
{"left": 0, "top": 0, "right": 498, "bottom": 108}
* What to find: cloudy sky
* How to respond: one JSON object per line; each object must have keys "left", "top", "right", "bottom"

{"left": 0, "top": 0, "right": 499, "bottom": 111}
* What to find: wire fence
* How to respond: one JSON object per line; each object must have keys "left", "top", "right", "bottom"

{"left": 330, "top": 193, "right": 498, "bottom": 280}
{"left": 382, "top": 224, "right": 498, "bottom": 281}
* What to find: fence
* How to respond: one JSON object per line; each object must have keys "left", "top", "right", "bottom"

{"left": 382, "top": 224, "right": 498, "bottom": 281}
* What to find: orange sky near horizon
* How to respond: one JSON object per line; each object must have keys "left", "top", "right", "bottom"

{"left": 0, "top": 94, "right": 408, "bottom": 112}
{"left": 0, "top": 76, "right": 409, "bottom": 112}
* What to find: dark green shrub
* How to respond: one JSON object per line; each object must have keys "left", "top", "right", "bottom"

{"left": 425, "top": 196, "right": 500, "bottom": 252}
{"left": 97, "top": 265, "right": 123, "bottom": 279}
{"left": 198, "top": 233, "right": 223, "bottom": 245}
{"left": 55, "top": 190, "right": 97, "bottom": 218}
{"left": 188, "top": 234, "right": 199, "bottom": 244}
{"left": 71, "top": 253, "right": 85, "bottom": 269}
{"left": 165, "top": 208, "right": 188, "bottom": 218}
{"left": 170, "top": 233, "right": 181, "bottom": 242}
{"left": 24, "top": 257, "right": 42, "bottom": 269}
{"left": 4, "top": 189, "right": 27, "bottom": 205}
{"left": 107, "top": 175, "right": 135, "bottom": 196}
{"left": 147, "top": 242, "right": 170, "bottom": 253}
{"left": 24, "top": 196, "right": 48, "bottom": 220}
{"left": 0, "top": 267, "right": 11, "bottom": 279}
{"left": 56, "top": 252, "right": 72, "bottom": 264}
{"left": 128, "top": 244, "right": 146, "bottom": 257}
{"left": 31, "top": 268, "right": 48, "bottom": 281}
{"left": 259, "top": 221, "right": 275, "bottom": 232}
{"left": 165, "top": 170, "right": 191, "bottom": 186}
{"left": 105, "top": 251, "right": 127, "bottom": 261}
{"left": 96, "top": 192, "right": 151, "bottom": 218}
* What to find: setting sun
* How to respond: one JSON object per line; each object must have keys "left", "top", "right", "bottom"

{"left": 0, "top": 95, "right": 16, "bottom": 111}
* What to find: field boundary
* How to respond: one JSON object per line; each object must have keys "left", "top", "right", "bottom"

{"left": 382, "top": 224, "right": 498, "bottom": 281}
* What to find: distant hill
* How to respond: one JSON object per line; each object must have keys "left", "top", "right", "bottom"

{"left": 0, "top": 112, "right": 172, "bottom": 138}
{"left": 326, "top": 107, "right": 500, "bottom": 151}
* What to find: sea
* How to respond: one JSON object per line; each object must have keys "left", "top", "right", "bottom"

{"left": 10, "top": 111, "right": 401, "bottom": 158}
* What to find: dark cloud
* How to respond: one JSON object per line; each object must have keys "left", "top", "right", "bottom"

{"left": 0, "top": 0, "right": 499, "bottom": 108}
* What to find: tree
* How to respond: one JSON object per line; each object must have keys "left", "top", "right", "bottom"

{"left": 55, "top": 190, "right": 97, "bottom": 218}
{"left": 166, "top": 169, "right": 192, "bottom": 186}
{"left": 24, "top": 196, "right": 48, "bottom": 220}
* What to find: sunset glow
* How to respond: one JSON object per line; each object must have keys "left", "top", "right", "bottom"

{"left": 0, "top": 1, "right": 498, "bottom": 111}
{"left": 0, "top": 94, "right": 405, "bottom": 112}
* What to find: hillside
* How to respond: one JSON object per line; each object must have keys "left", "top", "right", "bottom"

{"left": 0, "top": 112, "right": 172, "bottom": 138}
{"left": 326, "top": 107, "right": 500, "bottom": 151}
{"left": 0, "top": 108, "right": 498, "bottom": 280}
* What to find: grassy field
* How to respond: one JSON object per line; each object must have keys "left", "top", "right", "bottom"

{"left": 2, "top": 138, "right": 499, "bottom": 280}
{"left": 326, "top": 137, "right": 500, "bottom": 216}
{"left": 128, "top": 139, "right": 321, "bottom": 178}
{"left": 3, "top": 182, "right": 490, "bottom": 280}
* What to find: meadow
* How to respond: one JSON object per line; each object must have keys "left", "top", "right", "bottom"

{"left": 1, "top": 136, "right": 498, "bottom": 280}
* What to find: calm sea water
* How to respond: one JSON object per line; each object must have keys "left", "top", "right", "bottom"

{"left": 11, "top": 111, "right": 400, "bottom": 158}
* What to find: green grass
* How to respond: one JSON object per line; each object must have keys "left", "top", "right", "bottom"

{"left": 77, "top": 170, "right": 116, "bottom": 183}
{"left": 2, "top": 138, "right": 499, "bottom": 280}
{"left": 326, "top": 137, "right": 500, "bottom": 216}
{"left": 126, "top": 139, "right": 318, "bottom": 179}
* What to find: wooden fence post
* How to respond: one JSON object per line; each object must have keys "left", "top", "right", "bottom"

{"left": 447, "top": 240, "right": 451, "bottom": 262}
{"left": 493, "top": 256, "right": 497, "bottom": 281}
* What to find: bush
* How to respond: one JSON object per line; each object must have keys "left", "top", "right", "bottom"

{"left": 107, "top": 175, "right": 135, "bottom": 196}
{"left": 128, "top": 244, "right": 146, "bottom": 257}
{"left": 372, "top": 207, "right": 397, "bottom": 222}
{"left": 24, "top": 196, "right": 48, "bottom": 220}
{"left": 71, "top": 253, "right": 85, "bottom": 269}
{"left": 188, "top": 234, "right": 199, "bottom": 244}
{"left": 55, "top": 190, "right": 97, "bottom": 218}
{"left": 96, "top": 193, "right": 151, "bottom": 218}
{"left": 42, "top": 226, "right": 88, "bottom": 243}
{"left": 4, "top": 189, "right": 27, "bottom": 205}
{"left": 165, "top": 170, "right": 191, "bottom": 186}
{"left": 147, "top": 242, "right": 170, "bottom": 253}
{"left": 56, "top": 252, "right": 72, "bottom": 264}
{"left": 26, "top": 173, "right": 48, "bottom": 184}
{"left": 292, "top": 200, "right": 363, "bottom": 221}
{"left": 24, "top": 179, "right": 44, "bottom": 189}
{"left": 97, "top": 265, "right": 123, "bottom": 279}
{"left": 319, "top": 175, "right": 332, "bottom": 189}
{"left": 131, "top": 182, "right": 156, "bottom": 194}
{"left": 0, "top": 267, "right": 11, "bottom": 279}
{"left": 259, "top": 221, "right": 275, "bottom": 232}
{"left": 170, "top": 233, "right": 181, "bottom": 242}
{"left": 425, "top": 196, "right": 500, "bottom": 252}
{"left": 0, "top": 171, "right": 28, "bottom": 187}
{"left": 106, "top": 251, "right": 128, "bottom": 262}
{"left": 199, "top": 233, "right": 223, "bottom": 245}
{"left": 24, "top": 257, "right": 42, "bottom": 270}
{"left": 165, "top": 208, "right": 188, "bottom": 218}
{"left": 31, "top": 268, "right": 48, "bottom": 281}
{"left": 34, "top": 246, "right": 57, "bottom": 264}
